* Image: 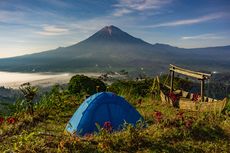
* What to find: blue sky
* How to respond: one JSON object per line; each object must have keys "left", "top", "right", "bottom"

{"left": 0, "top": 0, "right": 230, "bottom": 58}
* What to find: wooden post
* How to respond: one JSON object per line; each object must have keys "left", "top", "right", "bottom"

{"left": 200, "top": 78, "right": 204, "bottom": 102}
{"left": 170, "top": 70, "right": 174, "bottom": 92}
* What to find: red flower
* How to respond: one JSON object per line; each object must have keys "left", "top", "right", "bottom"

{"left": 185, "top": 119, "right": 193, "bottom": 129}
{"left": 0, "top": 117, "right": 4, "bottom": 124}
{"left": 103, "top": 121, "right": 112, "bottom": 132}
{"left": 168, "top": 92, "right": 178, "bottom": 103}
{"left": 7, "top": 117, "right": 16, "bottom": 124}
{"left": 192, "top": 93, "right": 199, "bottom": 101}
{"left": 155, "top": 111, "right": 163, "bottom": 122}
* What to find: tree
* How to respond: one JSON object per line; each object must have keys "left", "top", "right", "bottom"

{"left": 19, "top": 82, "right": 38, "bottom": 115}
{"left": 68, "top": 75, "right": 106, "bottom": 95}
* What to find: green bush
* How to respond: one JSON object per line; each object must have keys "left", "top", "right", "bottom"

{"left": 108, "top": 76, "right": 193, "bottom": 98}
{"left": 68, "top": 75, "right": 106, "bottom": 95}
{"left": 109, "top": 79, "right": 154, "bottom": 97}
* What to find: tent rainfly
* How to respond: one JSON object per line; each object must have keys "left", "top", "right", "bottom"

{"left": 65, "top": 92, "right": 143, "bottom": 136}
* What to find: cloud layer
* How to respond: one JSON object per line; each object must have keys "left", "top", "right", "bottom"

{"left": 36, "top": 25, "right": 69, "bottom": 36}
{"left": 113, "top": 0, "right": 172, "bottom": 16}
{"left": 145, "top": 12, "right": 227, "bottom": 28}
{"left": 182, "top": 33, "right": 224, "bottom": 40}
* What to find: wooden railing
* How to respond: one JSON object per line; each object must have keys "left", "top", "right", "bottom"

{"left": 169, "top": 64, "right": 212, "bottom": 102}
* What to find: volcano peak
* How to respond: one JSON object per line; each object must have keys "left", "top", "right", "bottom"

{"left": 85, "top": 25, "right": 146, "bottom": 44}
{"left": 100, "top": 25, "right": 121, "bottom": 35}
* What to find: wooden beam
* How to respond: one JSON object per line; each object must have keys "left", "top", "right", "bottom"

{"left": 169, "top": 64, "right": 211, "bottom": 79}
{"left": 169, "top": 68, "right": 205, "bottom": 79}
{"left": 200, "top": 79, "right": 204, "bottom": 102}
{"left": 170, "top": 64, "right": 211, "bottom": 76}
{"left": 170, "top": 70, "right": 174, "bottom": 92}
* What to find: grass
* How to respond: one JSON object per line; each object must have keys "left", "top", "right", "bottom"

{"left": 0, "top": 83, "right": 230, "bottom": 152}
{"left": 0, "top": 102, "right": 15, "bottom": 117}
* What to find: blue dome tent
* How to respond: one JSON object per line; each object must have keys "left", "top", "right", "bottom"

{"left": 65, "top": 92, "right": 143, "bottom": 136}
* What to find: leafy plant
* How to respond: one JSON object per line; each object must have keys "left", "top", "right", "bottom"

{"left": 18, "top": 82, "right": 38, "bottom": 115}
{"left": 109, "top": 79, "right": 154, "bottom": 97}
{"left": 68, "top": 75, "right": 106, "bottom": 95}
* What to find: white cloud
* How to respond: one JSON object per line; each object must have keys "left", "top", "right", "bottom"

{"left": 145, "top": 13, "right": 227, "bottom": 28}
{"left": 113, "top": 8, "right": 133, "bottom": 17}
{"left": 113, "top": 0, "right": 172, "bottom": 16}
{"left": 36, "top": 25, "right": 69, "bottom": 36}
{"left": 182, "top": 33, "right": 224, "bottom": 40}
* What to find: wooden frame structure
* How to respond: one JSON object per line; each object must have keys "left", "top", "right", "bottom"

{"left": 169, "top": 64, "right": 211, "bottom": 102}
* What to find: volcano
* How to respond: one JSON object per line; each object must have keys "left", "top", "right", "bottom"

{"left": 0, "top": 25, "right": 229, "bottom": 73}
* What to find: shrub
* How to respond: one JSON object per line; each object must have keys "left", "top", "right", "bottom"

{"left": 19, "top": 82, "right": 38, "bottom": 115}
{"left": 108, "top": 79, "right": 154, "bottom": 97}
{"left": 68, "top": 75, "right": 106, "bottom": 95}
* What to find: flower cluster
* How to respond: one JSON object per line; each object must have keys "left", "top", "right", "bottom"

{"left": 7, "top": 117, "right": 16, "bottom": 124}
{"left": 103, "top": 121, "right": 112, "bottom": 132}
{"left": 0, "top": 117, "right": 16, "bottom": 125}
{"left": 173, "top": 111, "right": 194, "bottom": 129}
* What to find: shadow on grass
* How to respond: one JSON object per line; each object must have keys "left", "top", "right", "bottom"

{"left": 190, "top": 125, "right": 228, "bottom": 141}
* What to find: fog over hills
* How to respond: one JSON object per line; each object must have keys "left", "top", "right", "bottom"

{"left": 0, "top": 25, "right": 229, "bottom": 74}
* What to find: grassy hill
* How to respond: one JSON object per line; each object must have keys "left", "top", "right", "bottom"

{"left": 0, "top": 77, "right": 229, "bottom": 152}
